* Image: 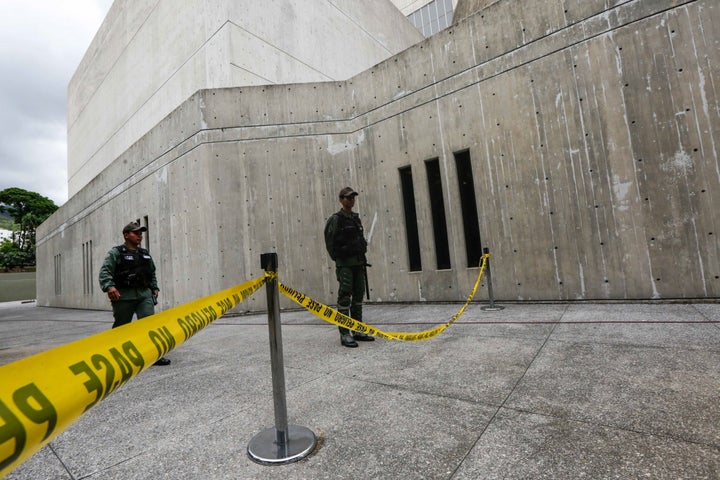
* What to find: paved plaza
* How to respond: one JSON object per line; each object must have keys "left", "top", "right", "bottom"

{"left": 1, "top": 299, "right": 719, "bottom": 479}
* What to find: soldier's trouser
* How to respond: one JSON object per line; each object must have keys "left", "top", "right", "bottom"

{"left": 336, "top": 265, "right": 365, "bottom": 335}
{"left": 111, "top": 296, "right": 155, "bottom": 328}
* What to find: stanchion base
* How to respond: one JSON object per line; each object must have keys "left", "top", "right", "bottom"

{"left": 481, "top": 305, "right": 505, "bottom": 311}
{"left": 247, "top": 425, "right": 317, "bottom": 465}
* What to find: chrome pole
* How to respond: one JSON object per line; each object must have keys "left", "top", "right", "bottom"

{"left": 247, "top": 253, "right": 317, "bottom": 465}
{"left": 481, "top": 247, "right": 504, "bottom": 311}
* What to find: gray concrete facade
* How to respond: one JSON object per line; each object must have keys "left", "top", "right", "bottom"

{"left": 38, "top": 0, "right": 720, "bottom": 312}
{"left": 67, "top": 0, "right": 423, "bottom": 196}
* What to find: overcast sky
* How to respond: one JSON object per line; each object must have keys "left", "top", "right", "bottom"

{"left": 0, "top": 0, "right": 113, "bottom": 206}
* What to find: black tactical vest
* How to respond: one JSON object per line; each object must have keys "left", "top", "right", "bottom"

{"left": 332, "top": 212, "right": 367, "bottom": 260}
{"left": 113, "top": 245, "right": 153, "bottom": 289}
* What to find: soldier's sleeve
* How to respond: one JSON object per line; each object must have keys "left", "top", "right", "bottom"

{"left": 149, "top": 256, "right": 159, "bottom": 292}
{"left": 324, "top": 214, "right": 337, "bottom": 260}
{"left": 98, "top": 248, "right": 118, "bottom": 292}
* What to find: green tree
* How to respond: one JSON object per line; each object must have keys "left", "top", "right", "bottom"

{"left": 0, "top": 238, "right": 32, "bottom": 269}
{"left": 0, "top": 188, "right": 58, "bottom": 266}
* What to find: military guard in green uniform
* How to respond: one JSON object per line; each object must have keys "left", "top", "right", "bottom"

{"left": 99, "top": 221, "right": 170, "bottom": 365}
{"left": 324, "top": 187, "right": 374, "bottom": 348}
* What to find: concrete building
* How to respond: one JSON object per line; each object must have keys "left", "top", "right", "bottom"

{"left": 38, "top": 0, "right": 720, "bottom": 313}
{"left": 67, "top": 0, "right": 423, "bottom": 197}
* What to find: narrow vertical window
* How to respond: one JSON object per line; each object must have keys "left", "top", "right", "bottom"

{"left": 82, "top": 241, "right": 93, "bottom": 295}
{"left": 399, "top": 166, "right": 422, "bottom": 271}
{"left": 454, "top": 150, "right": 483, "bottom": 267}
{"left": 143, "top": 215, "right": 149, "bottom": 250}
{"left": 82, "top": 243, "right": 87, "bottom": 295}
{"left": 89, "top": 240, "right": 93, "bottom": 294}
{"left": 54, "top": 253, "right": 62, "bottom": 295}
{"left": 425, "top": 158, "right": 451, "bottom": 269}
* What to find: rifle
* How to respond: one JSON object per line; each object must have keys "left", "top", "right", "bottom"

{"left": 364, "top": 263, "right": 371, "bottom": 300}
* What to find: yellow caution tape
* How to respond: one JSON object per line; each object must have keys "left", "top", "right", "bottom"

{"left": 279, "top": 254, "right": 489, "bottom": 341}
{"left": 0, "top": 275, "right": 266, "bottom": 477}
{"left": 1, "top": 254, "right": 491, "bottom": 475}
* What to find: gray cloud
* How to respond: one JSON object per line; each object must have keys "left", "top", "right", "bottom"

{"left": 0, "top": 1, "right": 112, "bottom": 206}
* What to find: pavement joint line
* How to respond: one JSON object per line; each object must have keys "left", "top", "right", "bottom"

{"left": 48, "top": 443, "right": 76, "bottom": 480}
{"left": 448, "top": 304, "right": 567, "bottom": 477}
{"left": 500, "top": 405, "right": 720, "bottom": 451}
{"left": 691, "top": 304, "right": 720, "bottom": 325}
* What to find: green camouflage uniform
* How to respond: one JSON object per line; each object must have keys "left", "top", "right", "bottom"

{"left": 324, "top": 210, "right": 366, "bottom": 334}
{"left": 98, "top": 246, "right": 158, "bottom": 328}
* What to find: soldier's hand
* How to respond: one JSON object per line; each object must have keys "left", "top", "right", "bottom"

{"left": 107, "top": 287, "right": 120, "bottom": 301}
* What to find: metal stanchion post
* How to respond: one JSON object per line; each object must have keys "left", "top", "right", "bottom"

{"left": 480, "top": 247, "right": 504, "bottom": 311}
{"left": 247, "top": 253, "right": 317, "bottom": 465}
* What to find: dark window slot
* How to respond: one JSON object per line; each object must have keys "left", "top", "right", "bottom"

{"left": 454, "top": 150, "right": 482, "bottom": 267}
{"left": 425, "top": 158, "right": 451, "bottom": 269}
{"left": 399, "top": 166, "right": 422, "bottom": 271}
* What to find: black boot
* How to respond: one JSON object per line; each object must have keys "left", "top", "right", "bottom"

{"left": 341, "top": 333, "right": 358, "bottom": 347}
{"left": 353, "top": 332, "right": 375, "bottom": 341}
{"left": 339, "top": 324, "right": 358, "bottom": 348}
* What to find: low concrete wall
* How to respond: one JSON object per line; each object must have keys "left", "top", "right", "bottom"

{"left": 38, "top": 0, "right": 720, "bottom": 311}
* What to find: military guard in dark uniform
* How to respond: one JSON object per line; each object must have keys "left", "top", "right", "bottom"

{"left": 324, "top": 187, "right": 374, "bottom": 348}
{"left": 98, "top": 221, "right": 170, "bottom": 365}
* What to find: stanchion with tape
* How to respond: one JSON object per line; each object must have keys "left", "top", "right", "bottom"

{"left": 0, "top": 275, "right": 267, "bottom": 477}
{"left": 247, "top": 253, "right": 317, "bottom": 465}
{"left": 480, "top": 247, "right": 504, "bottom": 311}
{"left": 1, "top": 251, "right": 492, "bottom": 475}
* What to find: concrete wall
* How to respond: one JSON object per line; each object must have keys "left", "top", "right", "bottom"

{"left": 39, "top": 0, "right": 720, "bottom": 312}
{"left": 67, "top": 0, "right": 423, "bottom": 196}
{"left": 452, "top": 0, "right": 500, "bottom": 23}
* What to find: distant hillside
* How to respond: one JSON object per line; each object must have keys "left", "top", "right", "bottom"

{"left": 0, "top": 211, "right": 15, "bottom": 231}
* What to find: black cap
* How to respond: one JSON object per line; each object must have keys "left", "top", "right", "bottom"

{"left": 122, "top": 222, "right": 147, "bottom": 234}
{"left": 339, "top": 187, "right": 358, "bottom": 198}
